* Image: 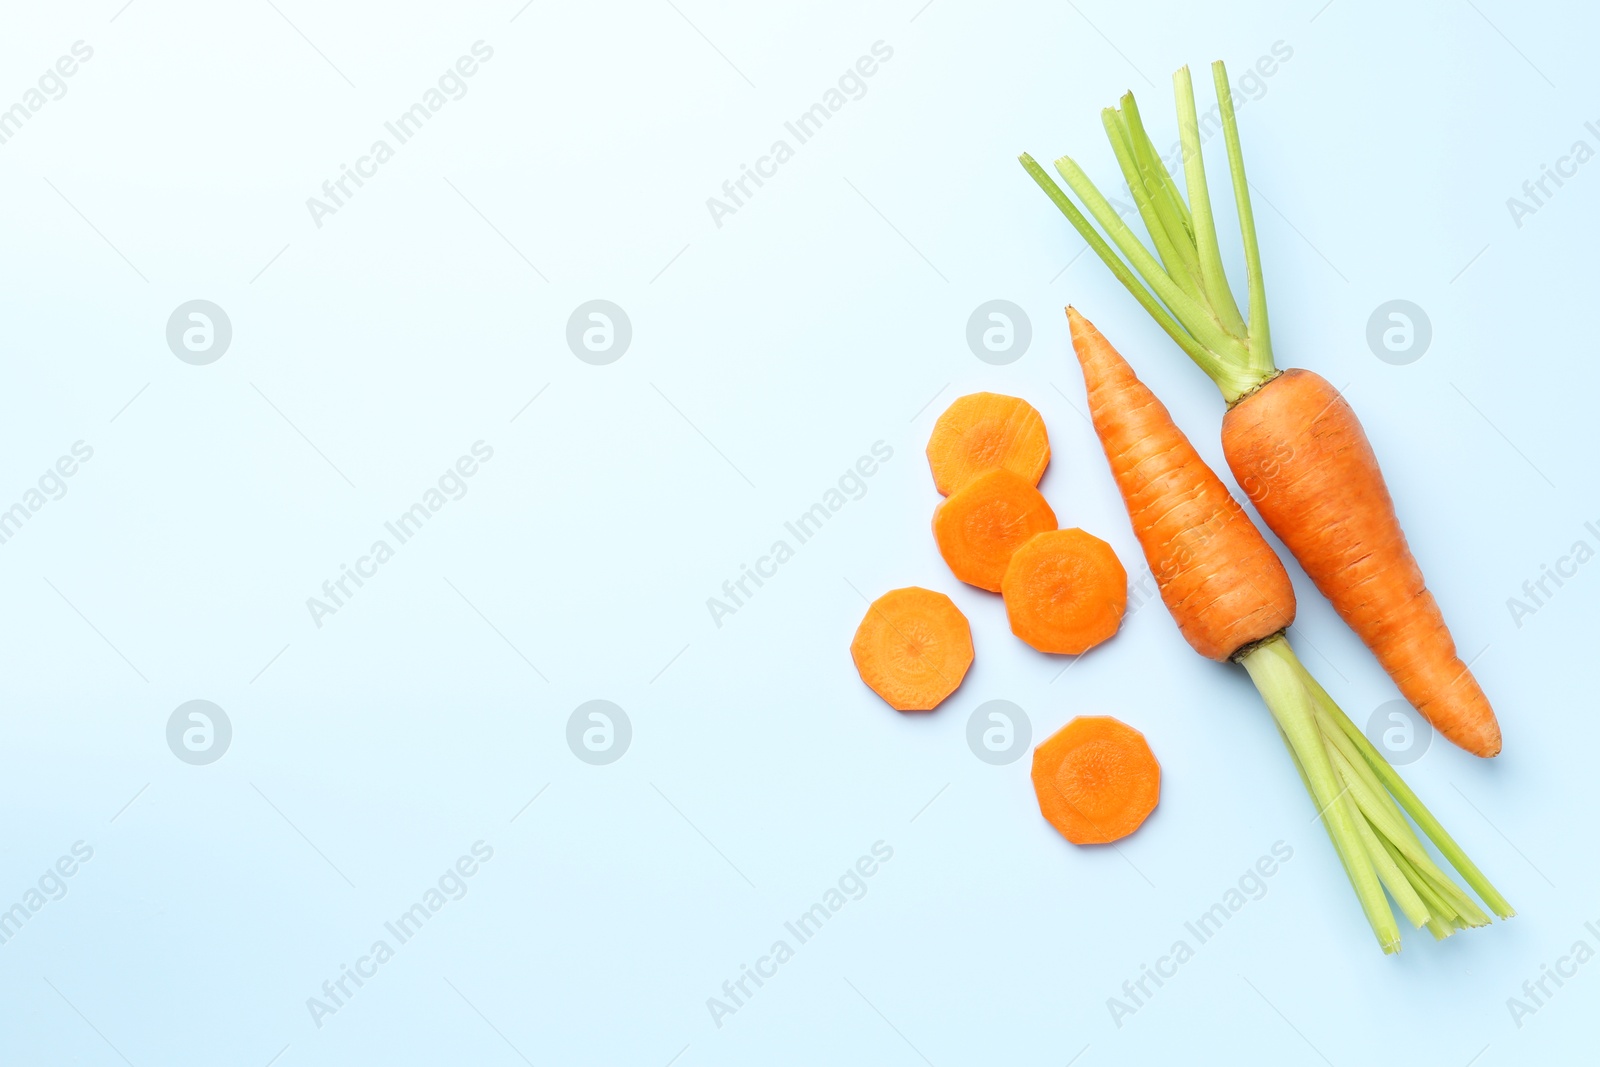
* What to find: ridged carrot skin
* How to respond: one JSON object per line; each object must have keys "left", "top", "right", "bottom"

{"left": 1223, "top": 370, "right": 1502, "bottom": 757}
{"left": 1071, "top": 309, "right": 1295, "bottom": 660}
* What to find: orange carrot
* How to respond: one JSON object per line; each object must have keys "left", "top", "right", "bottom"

{"left": 1064, "top": 308, "right": 1510, "bottom": 952}
{"left": 933, "top": 468, "right": 1058, "bottom": 592}
{"left": 1031, "top": 715, "right": 1160, "bottom": 845}
{"left": 1001, "top": 528, "right": 1126, "bottom": 654}
{"left": 926, "top": 392, "right": 1050, "bottom": 495}
{"left": 1071, "top": 308, "right": 1294, "bottom": 660}
{"left": 1021, "top": 63, "right": 1500, "bottom": 756}
{"left": 1225, "top": 372, "right": 1501, "bottom": 757}
{"left": 850, "top": 586, "right": 973, "bottom": 711}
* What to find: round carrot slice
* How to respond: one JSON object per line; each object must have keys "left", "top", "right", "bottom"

{"left": 926, "top": 392, "right": 1050, "bottom": 495}
{"left": 850, "top": 587, "right": 973, "bottom": 711}
{"left": 1031, "top": 715, "right": 1160, "bottom": 844}
{"left": 1001, "top": 528, "right": 1126, "bottom": 654}
{"left": 933, "top": 469, "right": 1058, "bottom": 592}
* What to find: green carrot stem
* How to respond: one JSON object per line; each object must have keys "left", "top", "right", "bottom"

{"left": 1349, "top": 795, "right": 1431, "bottom": 929}
{"left": 1018, "top": 153, "right": 1252, "bottom": 395}
{"left": 1052, "top": 154, "right": 1254, "bottom": 371}
{"left": 1101, "top": 108, "right": 1199, "bottom": 298}
{"left": 1317, "top": 704, "right": 1489, "bottom": 923}
{"left": 1240, "top": 635, "right": 1399, "bottom": 953}
{"left": 1120, "top": 92, "right": 1195, "bottom": 240}
{"left": 1297, "top": 663, "right": 1515, "bottom": 919}
{"left": 1210, "top": 60, "right": 1274, "bottom": 378}
{"left": 1172, "top": 66, "right": 1247, "bottom": 341}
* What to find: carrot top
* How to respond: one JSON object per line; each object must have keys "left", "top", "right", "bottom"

{"left": 1021, "top": 62, "right": 1276, "bottom": 403}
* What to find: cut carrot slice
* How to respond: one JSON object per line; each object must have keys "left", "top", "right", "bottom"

{"left": 933, "top": 468, "right": 1058, "bottom": 592}
{"left": 850, "top": 587, "right": 973, "bottom": 711}
{"left": 1032, "top": 715, "right": 1160, "bottom": 844}
{"left": 1001, "top": 528, "right": 1126, "bottom": 654}
{"left": 926, "top": 392, "right": 1050, "bottom": 495}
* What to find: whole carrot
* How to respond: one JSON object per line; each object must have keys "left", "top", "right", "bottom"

{"left": 1225, "top": 372, "right": 1499, "bottom": 756}
{"left": 1070, "top": 308, "right": 1511, "bottom": 952}
{"left": 1023, "top": 63, "right": 1502, "bottom": 757}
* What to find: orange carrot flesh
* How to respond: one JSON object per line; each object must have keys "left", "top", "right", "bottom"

{"left": 1071, "top": 308, "right": 1294, "bottom": 660}
{"left": 1224, "top": 370, "right": 1502, "bottom": 757}
{"left": 850, "top": 587, "right": 973, "bottom": 711}
{"left": 926, "top": 392, "right": 1050, "bottom": 495}
{"left": 933, "top": 468, "right": 1058, "bottom": 592}
{"left": 1001, "top": 528, "right": 1126, "bottom": 654}
{"left": 1031, "top": 715, "right": 1160, "bottom": 844}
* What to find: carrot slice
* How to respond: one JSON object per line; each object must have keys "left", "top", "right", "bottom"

{"left": 1001, "top": 528, "right": 1126, "bottom": 654}
{"left": 933, "top": 468, "right": 1058, "bottom": 592}
{"left": 925, "top": 392, "right": 1050, "bottom": 495}
{"left": 850, "top": 587, "right": 973, "bottom": 711}
{"left": 1031, "top": 715, "right": 1160, "bottom": 844}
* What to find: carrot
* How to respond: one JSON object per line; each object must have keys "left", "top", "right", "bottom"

{"left": 926, "top": 392, "right": 1050, "bottom": 495}
{"left": 1071, "top": 308, "right": 1293, "bottom": 661}
{"left": 1021, "top": 63, "right": 1501, "bottom": 757}
{"left": 1001, "top": 528, "right": 1126, "bottom": 654}
{"left": 850, "top": 586, "right": 973, "bottom": 711}
{"left": 1225, "top": 372, "right": 1501, "bottom": 757}
{"left": 1031, "top": 715, "right": 1160, "bottom": 845}
{"left": 933, "top": 468, "right": 1058, "bottom": 592}
{"left": 1065, "top": 309, "right": 1511, "bottom": 952}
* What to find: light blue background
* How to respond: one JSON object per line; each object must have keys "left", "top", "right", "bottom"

{"left": 1, "top": 1, "right": 1595, "bottom": 1064}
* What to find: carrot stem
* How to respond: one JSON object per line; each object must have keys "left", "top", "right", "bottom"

{"left": 1052, "top": 154, "right": 1254, "bottom": 371}
{"left": 1101, "top": 107, "right": 1199, "bottom": 298}
{"left": 1020, "top": 154, "right": 1232, "bottom": 382}
{"left": 1172, "top": 66, "right": 1247, "bottom": 341}
{"left": 1240, "top": 634, "right": 1400, "bottom": 952}
{"left": 1210, "top": 60, "right": 1274, "bottom": 377}
{"left": 1298, "top": 665, "right": 1516, "bottom": 920}
{"left": 1239, "top": 632, "right": 1513, "bottom": 949}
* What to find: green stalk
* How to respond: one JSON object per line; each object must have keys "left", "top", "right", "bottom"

{"left": 1019, "top": 153, "right": 1252, "bottom": 394}
{"left": 1101, "top": 108, "right": 1199, "bottom": 299}
{"left": 1053, "top": 154, "right": 1255, "bottom": 373}
{"left": 1211, "top": 60, "right": 1274, "bottom": 377}
{"left": 1296, "top": 662, "right": 1515, "bottom": 919}
{"left": 1240, "top": 635, "right": 1399, "bottom": 953}
{"left": 1121, "top": 93, "right": 1194, "bottom": 242}
{"left": 1172, "top": 66, "right": 1247, "bottom": 340}
{"left": 1349, "top": 796, "right": 1431, "bottom": 929}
